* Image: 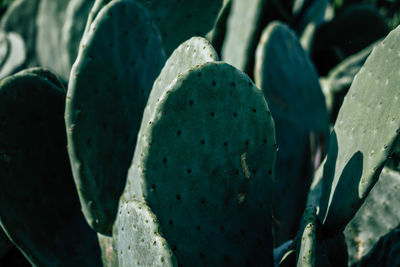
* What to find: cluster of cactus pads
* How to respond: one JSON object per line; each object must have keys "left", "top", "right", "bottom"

{"left": 1, "top": 0, "right": 400, "bottom": 266}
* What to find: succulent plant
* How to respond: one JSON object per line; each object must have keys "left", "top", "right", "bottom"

{"left": 1, "top": 0, "right": 400, "bottom": 266}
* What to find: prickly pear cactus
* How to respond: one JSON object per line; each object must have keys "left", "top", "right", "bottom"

{"left": 116, "top": 200, "right": 177, "bottom": 267}
{"left": 65, "top": 0, "right": 166, "bottom": 235}
{"left": 136, "top": 0, "right": 223, "bottom": 55}
{"left": 222, "top": 0, "right": 267, "bottom": 72}
{"left": 61, "top": 0, "right": 95, "bottom": 79}
{"left": 122, "top": 61, "right": 276, "bottom": 266}
{"left": 0, "top": 31, "right": 26, "bottom": 79}
{"left": 318, "top": 25, "right": 400, "bottom": 234}
{"left": 0, "top": 68, "right": 101, "bottom": 266}
{"left": 0, "top": 0, "right": 39, "bottom": 68}
{"left": 36, "top": 0, "right": 70, "bottom": 80}
{"left": 254, "top": 21, "right": 329, "bottom": 245}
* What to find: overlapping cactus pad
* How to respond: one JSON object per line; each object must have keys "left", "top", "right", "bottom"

{"left": 122, "top": 62, "right": 276, "bottom": 266}
{"left": 65, "top": 0, "right": 166, "bottom": 234}
{"left": 0, "top": 69, "right": 101, "bottom": 266}
{"left": 2, "top": 0, "right": 400, "bottom": 266}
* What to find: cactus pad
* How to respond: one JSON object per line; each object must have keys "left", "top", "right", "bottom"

{"left": 123, "top": 62, "right": 275, "bottom": 266}
{"left": 65, "top": 0, "right": 166, "bottom": 234}
{"left": 254, "top": 21, "right": 329, "bottom": 244}
{"left": 319, "top": 25, "right": 400, "bottom": 234}
{"left": 0, "top": 69, "right": 101, "bottom": 266}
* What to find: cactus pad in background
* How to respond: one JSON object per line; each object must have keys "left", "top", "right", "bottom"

{"left": 0, "top": 69, "right": 101, "bottom": 266}
{"left": 254, "top": 21, "right": 329, "bottom": 245}
{"left": 116, "top": 200, "right": 177, "bottom": 267}
{"left": 35, "top": 0, "right": 70, "bottom": 80}
{"left": 136, "top": 0, "right": 223, "bottom": 55}
{"left": 0, "top": 32, "right": 26, "bottom": 79}
{"left": 318, "top": 25, "right": 400, "bottom": 234}
{"left": 61, "top": 0, "right": 95, "bottom": 79}
{"left": 122, "top": 62, "right": 275, "bottom": 266}
{"left": 222, "top": 0, "right": 267, "bottom": 72}
{"left": 65, "top": 0, "right": 166, "bottom": 235}
{"left": 344, "top": 167, "right": 400, "bottom": 265}
{"left": 311, "top": 4, "right": 388, "bottom": 75}
{"left": 0, "top": 0, "right": 39, "bottom": 69}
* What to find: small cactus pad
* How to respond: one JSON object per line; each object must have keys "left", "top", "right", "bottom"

{"left": 115, "top": 201, "right": 177, "bottom": 267}
{"left": 137, "top": 0, "right": 223, "bottom": 55}
{"left": 0, "top": 70, "right": 101, "bottom": 266}
{"left": 222, "top": 0, "right": 267, "bottom": 72}
{"left": 254, "top": 21, "right": 329, "bottom": 244}
{"left": 344, "top": 168, "right": 400, "bottom": 265}
{"left": 65, "top": 0, "right": 166, "bottom": 234}
{"left": 296, "top": 207, "right": 316, "bottom": 267}
{"left": 123, "top": 62, "right": 275, "bottom": 266}
{"left": 318, "top": 25, "right": 400, "bottom": 234}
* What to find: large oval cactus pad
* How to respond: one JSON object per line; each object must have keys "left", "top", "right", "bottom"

{"left": 124, "top": 62, "right": 275, "bottom": 266}
{"left": 65, "top": 0, "right": 166, "bottom": 234}
{"left": 0, "top": 70, "right": 101, "bottom": 266}
{"left": 254, "top": 21, "right": 329, "bottom": 244}
{"left": 319, "top": 25, "right": 400, "bottom": 233}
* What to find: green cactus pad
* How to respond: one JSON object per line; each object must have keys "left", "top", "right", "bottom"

{"left": 115, "top": 200, "right": 177, "bottom": 267}
{"left": 206, "top": 0, "right": 232, "bottom": 55}
{"left": 0, "top": 32, "right": 26, "bottom": 79}
{"left": 0, "top": 0, "right": 39, "bottom": 68}
{"left": 0, "top": 70, "right": 101, "bottom": 266}
{"left": 296, "top": 207, "right": 316, "bottom": 267}
{"left": 222, "top": 0, "right": 267, "bottom": 72}
{"left": 353, "top": 225, "right": 400, "bottom": 267}
{"left": 318, "top": 25, "right": 400, "bottom": 234}
{"left": 136, "top": 0, "right": 223, "bottom": 55}
{"left": 254, "top": 21, "right": 329, "bottom": 244}
{"left": 61, "top": 0, "right": 95, "bottom": 79}
{"left": 123, "top": 62, "right": 275, "bottom": 266}
{"left": 65, "top": 0, "right": 166, "bottom": 235}
{"left": 36, "top": 0, "right": 70, "bottom": 80}
{"left": 344, "top": 168, "right": 400, "bottom": 265}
